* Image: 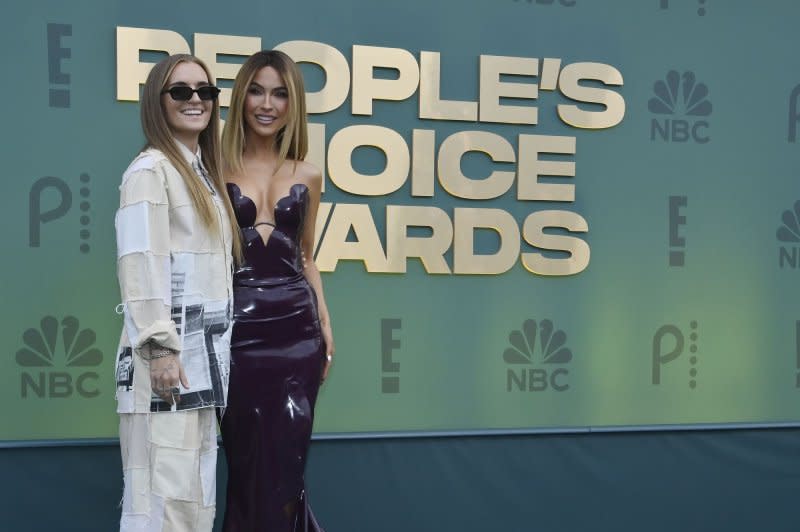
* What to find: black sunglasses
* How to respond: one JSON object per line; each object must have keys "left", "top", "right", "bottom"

{"left": 161, "top": 85, "right": 221, "bottom": 101}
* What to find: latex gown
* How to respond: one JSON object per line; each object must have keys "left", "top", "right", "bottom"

{"left": 220, "top": 182, "right": 325, "bottom": 532}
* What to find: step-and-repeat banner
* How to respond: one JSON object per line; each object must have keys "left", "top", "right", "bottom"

{"left": 3, "top": 0, "right": 799, "bottom": 442}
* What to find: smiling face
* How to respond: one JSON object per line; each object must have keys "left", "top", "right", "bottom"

{"left": 243, "top": 66, "right": 289, "bottom": 140}
{"left": 162, "top": 61, "right": 213, "bottom": 151}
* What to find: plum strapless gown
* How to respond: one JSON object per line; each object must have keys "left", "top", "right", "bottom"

{"left": 220, "top": 182, "right": 325, "bottom": 532}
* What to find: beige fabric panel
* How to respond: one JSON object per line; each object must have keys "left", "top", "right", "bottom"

{"left": 119, "top": 409, "right": 218, "bottom": 532}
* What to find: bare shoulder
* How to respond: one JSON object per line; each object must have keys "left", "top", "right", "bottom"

{"left": 295, "top": 160, "right": 322, "bottom": 184}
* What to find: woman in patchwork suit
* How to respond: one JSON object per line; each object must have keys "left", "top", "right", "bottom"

{"left": 114, "top": 53, "right": 240, "bottom": 532}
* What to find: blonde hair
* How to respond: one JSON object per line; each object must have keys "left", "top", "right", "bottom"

{"left": 140, "top": 54, "right": 242, "bottom": 262}
{"left": 222, "top": 50, "right": 308, "bottom": 176}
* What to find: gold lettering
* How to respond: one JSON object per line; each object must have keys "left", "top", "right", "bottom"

{"left": 352, "top": 45, "right": 420, "bottom": 115}
{"left": 411, "top": 129, "right": 435, "bottom": 197}
{"left": 419, "top": 51, "right": 478, "bottom": 121}
{"left": 557, "top": 62, "right": 625, "bottom": 129}
{"left": 521, "top": 210, "right": 590, "bottom": 276}
{"left": 453, "top": 208, "right": 520, "bottom": 275}
{"left": 313, "top": 201, "right": 333, "bottom": 256}
{"left": 116, "top": 27, "right": 190, "bottom": 101}
{"left": 328, "top": 125, "right": 409, "bottom": 196}
{"left": 315, "top": 203, "right": 389, "bottom": 272}
{"left": 194, "top": 33, "right": 261, "bottom": 108}
{"left": 438, "top": 131, "right": 515, "bottom": 200}
{"left": 517, "top": 134, "right": 576, "bottom": 202}
{"left": 275, "top": 40, "right": 350, "bottom": 114}
{"left": 386, "top": 206, "right": 453, "bottom": 274}
{"left": 479, "top": 55, "right": 539, "bottom": 124}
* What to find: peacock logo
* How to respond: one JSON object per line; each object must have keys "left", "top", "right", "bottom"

{"left": 16, "top": 316, "right": 103, "bottom": 398}
{"left": 503, "top": 319, "right": 572, "bottom": 392}
{"left": 648, "top": 70, "right": 712, "bottom": 117}
{"left": 649, "top": 70, "right": 711, "bottom": 143}
{"left": 777, "top": 200, "right": 800, "bottom": 269}
{"left": 777, "top": 201, "right": 800, "bottom": 243}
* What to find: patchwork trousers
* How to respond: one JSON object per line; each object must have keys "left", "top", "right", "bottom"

{"left": 119, "top": 408, "right": 218, "bottom": 532}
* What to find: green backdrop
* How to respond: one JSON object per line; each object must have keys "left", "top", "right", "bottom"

{"left": 2, "top": 0, "right": 799, "bottom": 442}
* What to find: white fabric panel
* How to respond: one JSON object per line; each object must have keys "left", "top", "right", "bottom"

{"left": 171, "top": 252, "right": 229, "bottom": 301}
{"left": 199, "top": 413, "right": 218, "bottom": 507}
{"left": 170, "top": 253, "right": 198, "bottom": 301}
{"left": 148, "top": 495, "right": 165, "bottom": 532}
{"left": 122, "top": 468, "right": 150, "bottom": 515}
{"left": 200, "top": 450, "right": 217, "bottom": 508}
{"left": 132, "top": 344, "right": 154, "bottom": 411}
{"left": 119, "top": 512, "right": 150, "bottom": 532}
{"left": 116, "top": 202, "right": 171, "bottom": 257}
{"left": 181, "top": 328, "right": 212, "bottom": 392}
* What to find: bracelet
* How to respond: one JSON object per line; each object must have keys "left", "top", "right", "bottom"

{"left": 146, "top": 343, "right": 176, "bottom": 360}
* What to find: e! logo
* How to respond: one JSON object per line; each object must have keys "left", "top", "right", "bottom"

{"left": 47, "top": 23, "right": 72, "bottom": 108}
{"left": 785, "top": 79, "right": 800, "bottom": 143}
{"left": 381, "top": 319, "right": 401, "bottom": 393}
{"left": 668, "top": 196, "right": 687, "bottom": 266}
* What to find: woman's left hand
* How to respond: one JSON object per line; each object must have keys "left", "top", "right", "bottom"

{"left": 321, "top": 320, "right": 335, "bottom": 382}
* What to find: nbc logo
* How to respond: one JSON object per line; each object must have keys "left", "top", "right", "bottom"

{"left": 777, "top": 200, "right": 800, "bottom": 269}
{"left": 648, "top": 70, "right": 711, "bottom": 144}
{"left": 503, "top": 319, "right": 572, "bottom": 392}
{"left": 16, "top": 316, "right": 103, "bottom": 398}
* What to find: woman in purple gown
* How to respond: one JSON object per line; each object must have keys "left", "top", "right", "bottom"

{"left": 219, "top": 50, "right": 334, "bottom": 532}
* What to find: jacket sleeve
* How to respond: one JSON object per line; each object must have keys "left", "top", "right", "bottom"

{"left": 115, "top": 156, "right": 181, "bottom": 354}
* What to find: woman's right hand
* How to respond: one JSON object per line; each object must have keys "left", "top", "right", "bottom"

{"left": 150, "top": 353, "right": 189, "bottom": 405}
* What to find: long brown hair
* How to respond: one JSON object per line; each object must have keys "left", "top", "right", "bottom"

{"left": 222, "top": 50, "right": 308, "bottom": 176}
{"left": 140, "top": 54, "right": 242, "bottom": 261}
